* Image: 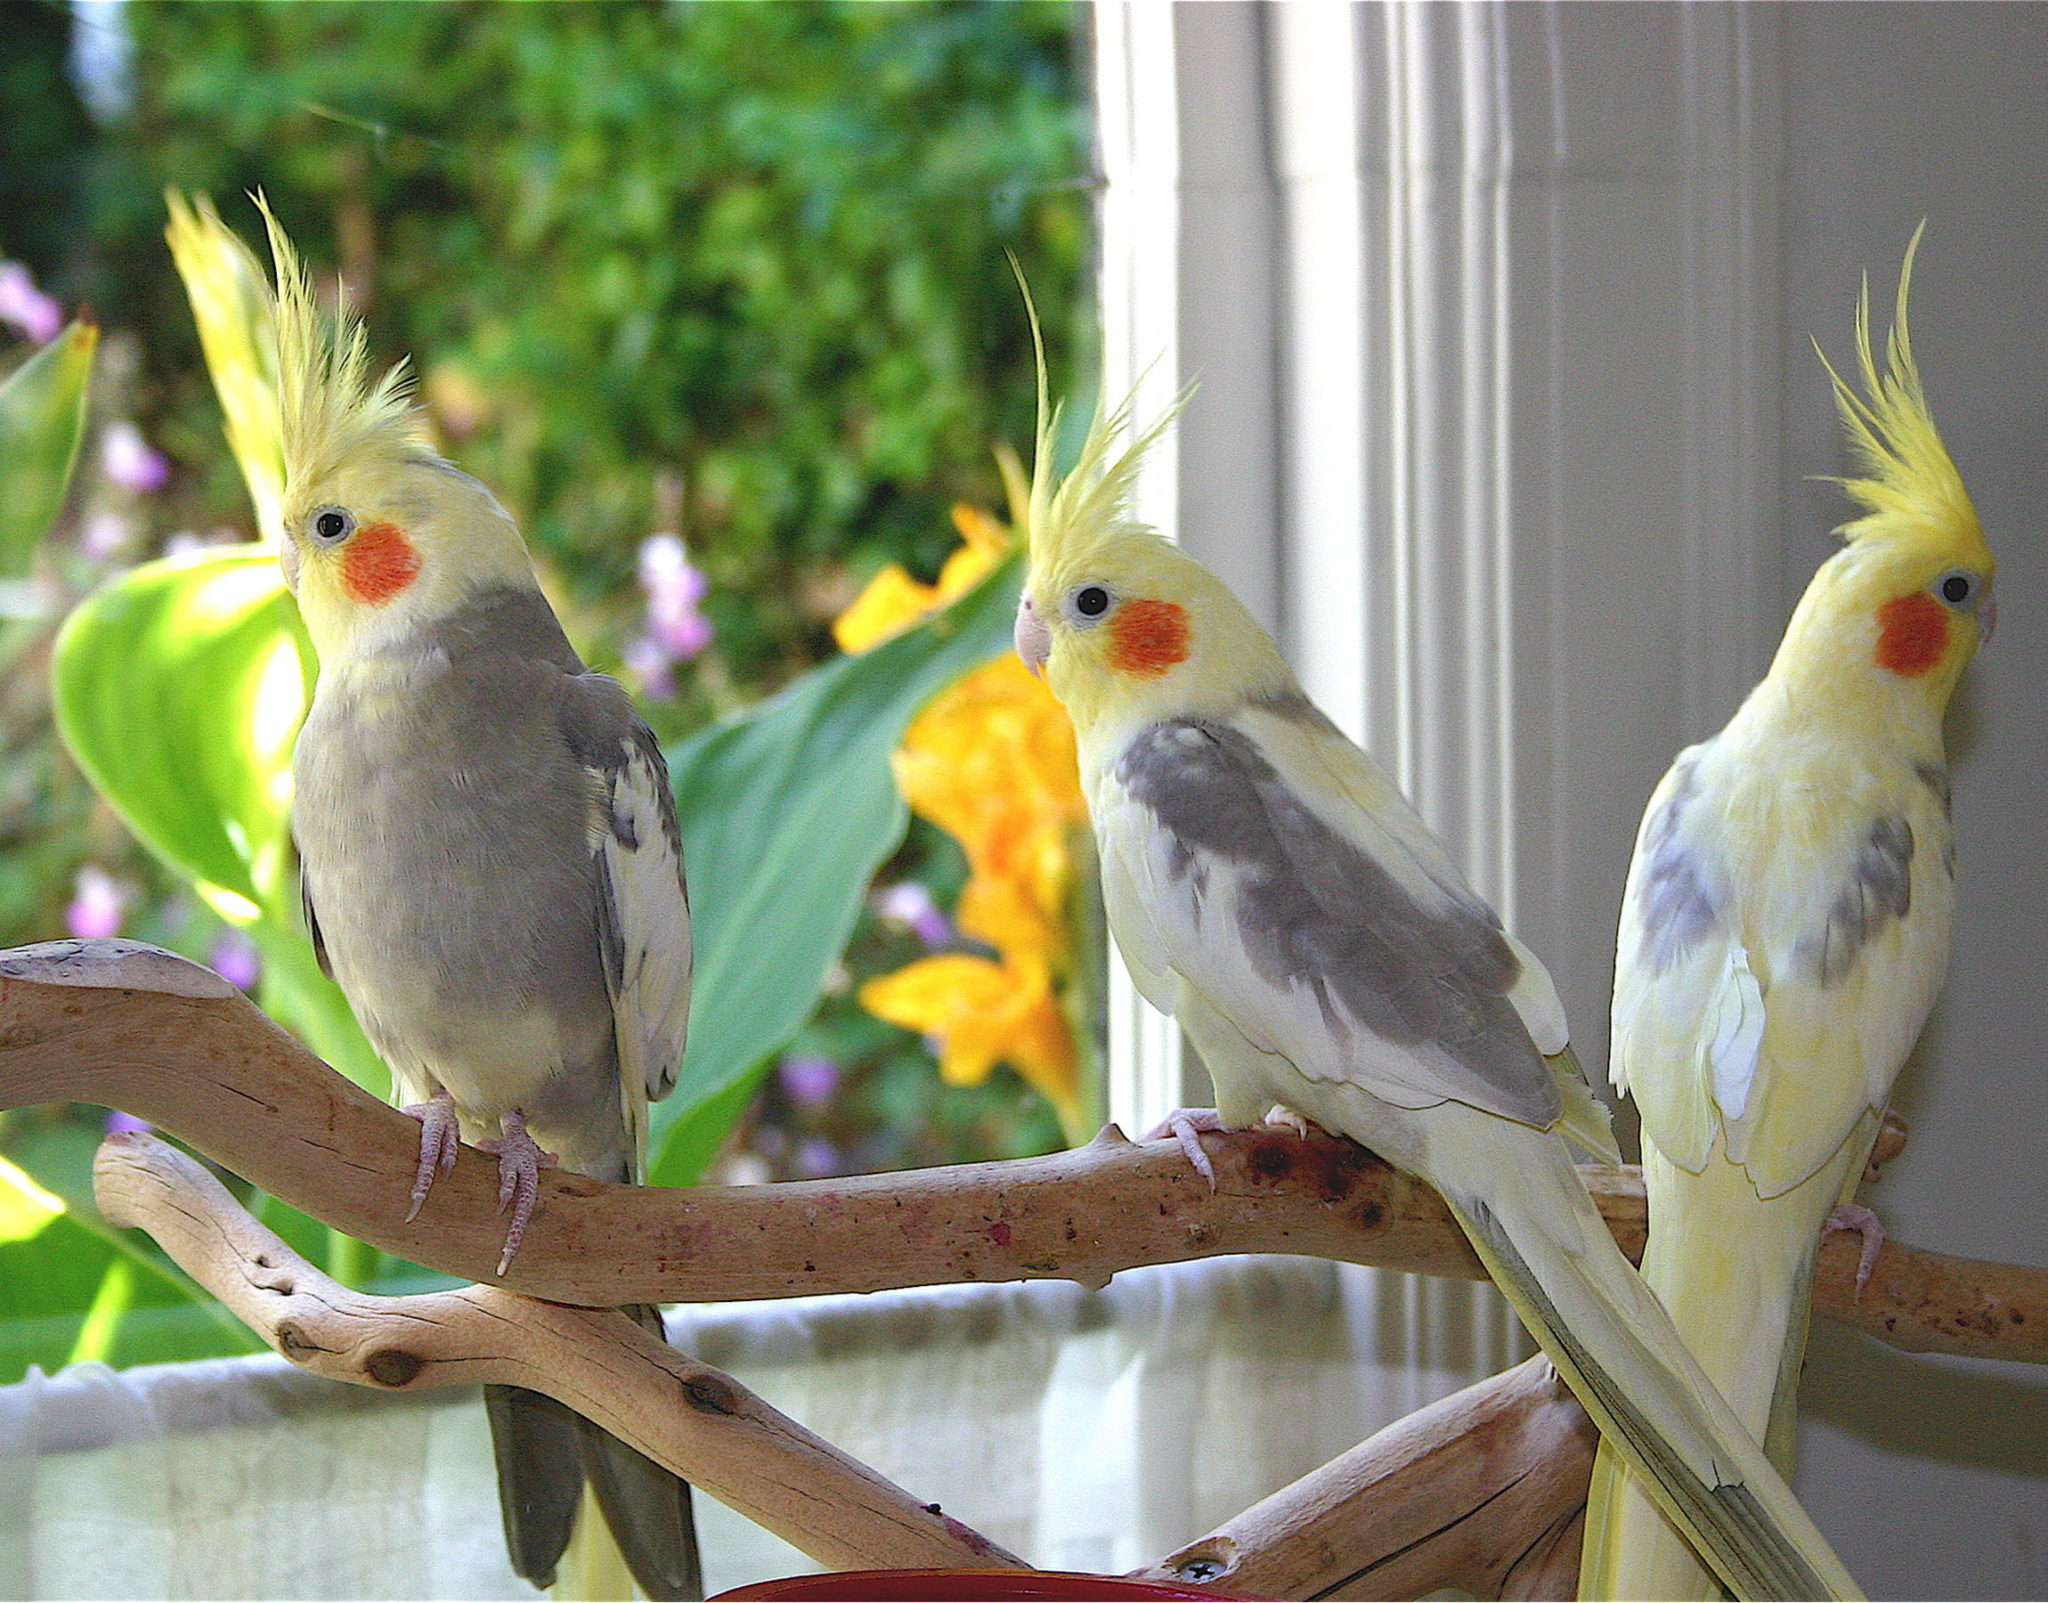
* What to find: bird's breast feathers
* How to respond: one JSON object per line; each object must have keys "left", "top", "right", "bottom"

{"left": 1614, "top": 736, "right": 1956, "bottom": 1190}
{"left": 1092, "top": 695, "right": 1568, "bottom": 1131}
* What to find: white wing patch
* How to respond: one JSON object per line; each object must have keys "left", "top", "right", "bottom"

{"left": 1705, "top": 945, "right": 1765, "bottom": 1122}
{"left": 592, "top": 735, "right": 692, "bottom": 1178}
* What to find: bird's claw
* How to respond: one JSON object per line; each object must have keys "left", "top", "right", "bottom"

{"left": 479, "top": 1111, "right": 557, "bottom": 1276}
{"left": 1823, "top": 1202, "right": 1887, "bottom": 1298}
{"left": 1144, "top": 1107, "right": 1225, "bottom": 1189}
{"left": 401, "top": 1092, "right": 463, "bottom": 1223}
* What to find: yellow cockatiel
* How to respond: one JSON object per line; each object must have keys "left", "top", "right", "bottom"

{"left": 1583, "top": 236, "right": 1993, "bottom": 1598}
{"left": 1011, "top": 364, "right": 1860, "bottom": 1598}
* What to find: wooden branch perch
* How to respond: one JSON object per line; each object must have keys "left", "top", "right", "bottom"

{"left": 5, "top": 939, "right": 2044, "bottom": 1366}
{"left": 91, "top": 1129, "right": 1023, "bottom": 1576}
{"left": 1130, "top": 1355, "right": 1595, "bottom": 1601}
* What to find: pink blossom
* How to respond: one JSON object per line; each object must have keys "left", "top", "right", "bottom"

{"left": 65, "top": 867, "right": 129, "bottom": 940}
{"left": 637, "top": 533, "right": 713, "bottom": 664}
{"left": 210, "top": 930, "right": 261, "bottom": 991}
{"left": 874, "top": 880, "right": 951, "bottom": 949}
{"left": 0, "top": 262, "right": 61, "bottom": 345}
{"left": 623, "top": 632, "right": 677, "bottom": 701}
{"left": 102, "top": 421, "right": 170, "bottom": 495}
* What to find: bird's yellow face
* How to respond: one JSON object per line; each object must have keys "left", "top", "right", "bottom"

{"left": 1017, "top": 536, "right": 1289, "bottom": 743}
{"left": 1835, "top": 535, "right": 1996, "bottom": 697}
{"left": 280, "top": 451, "right": 531, "bottom": 660}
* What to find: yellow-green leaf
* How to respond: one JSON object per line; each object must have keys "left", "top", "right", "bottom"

{"left": 0, "top": 320, "right": 98, "bottom": 581}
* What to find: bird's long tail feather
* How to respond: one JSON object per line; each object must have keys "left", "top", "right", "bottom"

{"left": 1435, "top": 1136, "right": 1862, "bottom": 1601}
{"left": 488, "top": 1303, "right": 701, "bottom": 1601}
{"left": 1581, "top": 1129, "right": 1877, "bottom": 1600}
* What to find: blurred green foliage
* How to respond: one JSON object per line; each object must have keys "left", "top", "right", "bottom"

{"left": 88, "top": 0, "right": 1090, "bottom": 720}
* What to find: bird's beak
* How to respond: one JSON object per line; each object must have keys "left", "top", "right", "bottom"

{"left": 279, "top": 533, "right": 301, "bottom": 595}
{"left": 1014, "top": 595, "right": 1051, "bottom": 679}
{"left": 1979, "top": 584, "right": 1998, "bottom": 646}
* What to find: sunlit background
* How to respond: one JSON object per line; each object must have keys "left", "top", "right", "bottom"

{"left": 0, "top": 0, "right": 1095, "bottom": 1378}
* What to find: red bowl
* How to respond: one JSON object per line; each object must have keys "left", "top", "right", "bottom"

{"left": 709, "top": 1569, "right": 1260, "bottom": 1602}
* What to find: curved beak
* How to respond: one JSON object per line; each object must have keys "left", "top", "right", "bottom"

{"left": 278, "top": 532, "right": 301, "bottom": 594}
{"left": 1979, "top": 583, "right": 1998, "bottom": 646}
{"left": 1014, "top": 594, "right": 1051, "bottom": 679}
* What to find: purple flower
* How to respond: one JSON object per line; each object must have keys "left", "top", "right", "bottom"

{"left": 0, "top": 262, "right": 61, "bottom": 345}
{"left": 776, "top": 1052, "right": 841, "bottom": 1108}
{"left": 637, "top": 533, "right": 713, "bottom": 663}
{"left": 102, "top": 421, "right": 170, "bottom": 495}
{"left": 65, "top": 867, "right": 129, "bottom": 940}
{"left": 874, "top": 880, "right": 951, "bottom": 949}
{"left": 794, "top": 1137, "right": 841, "bottom": 1180}
{"left": 210, "top": 930, "right": 261, "bottom": 992}
{"left": 78, "top": 511, "right": 132, "bottom": 563}
{"left": 623, "top": 632, "right": 677, "bottom": 701}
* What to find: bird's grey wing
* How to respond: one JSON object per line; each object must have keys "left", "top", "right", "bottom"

{"left": 1112, "top": 714, "right": 1562, "bottom": 1129}
{"left": 298, "top": 855, "right": 332, "bottom": 981}
{"left": 569, "top": 675, "right": 692, "bottom": 1166}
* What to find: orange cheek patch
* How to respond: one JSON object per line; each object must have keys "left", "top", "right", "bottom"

{"left": 340, "top": 521, "right": 423, "bottom": 606}
{"left": 1107, "top": 598, "right": 1190, "bottom": 678}
{"left": 1875, "top": 592, "right": 1949, "bottom": 677}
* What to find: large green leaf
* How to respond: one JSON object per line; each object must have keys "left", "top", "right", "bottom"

{"left": 0, "top": 321, "right": 97, "bottom": 585}
{"left": 52, "top": 546, "right": 305, "bottom": 916}
{"left": 49, "top": 545, "right": 386, "bottom": 1094}
{"left": 653, "top": 546, "right": 1021, "bottom": 1181}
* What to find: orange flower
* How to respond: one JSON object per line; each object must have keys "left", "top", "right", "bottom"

{"left": 846, "top": 504, "right": 1091, "bottom": 1132}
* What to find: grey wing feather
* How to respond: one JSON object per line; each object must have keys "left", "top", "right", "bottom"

{"left": 569, "top": 677, "right": 692, "bottom": 1173}
{"left": 1115, "top": 715, "right": 1560, "bottom": 1128}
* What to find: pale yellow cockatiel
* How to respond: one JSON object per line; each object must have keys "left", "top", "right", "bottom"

{"left": 259, "top": 204, "right": 700, "bottom": 1600}
{"left": 1011, "top": 360, "right": 1862, "bottom": 1599}
{"left": 1582, "top": 234, "right": 1993, "bottom": 1599}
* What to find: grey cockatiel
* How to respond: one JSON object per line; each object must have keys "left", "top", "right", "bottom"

{"left": 264, "top": 209, "right": 700, "bottom": 1598}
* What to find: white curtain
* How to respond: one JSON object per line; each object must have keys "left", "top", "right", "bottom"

{"left": 0, "top": 1255, "right": 1479, "bottom": 1600}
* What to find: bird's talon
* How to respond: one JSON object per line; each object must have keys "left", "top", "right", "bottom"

{"left": 401, "top": 1092, "right": 463, "bottom": 1224}
{"left": 1823, "top": 1202, "right": 1887, "bottom": 1298}
{"left": 480, "top": 1112, "right": 556, "bottom": 1272}
{"left": 1145, "top": 1107, "right": 1224, "bottom": 1189}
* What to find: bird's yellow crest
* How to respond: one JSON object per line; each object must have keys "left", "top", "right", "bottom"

{"left": 1816, "top": 223, "right": 1988, "bottom": 572}
{"left": 259, "top": 197, "right": 430, "bottom": 495}
{"left": 1002, "top": 276, "right": 1183, "bottom": 584}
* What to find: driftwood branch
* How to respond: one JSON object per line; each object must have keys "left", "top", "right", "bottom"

{"left": 91, "top": 1130, "right": 1022, "bottom": 1576}
{"left": 1130, "top": 1355, "right": 1595, "bottom": 1601}
{"left": 5, "top": 939, "right": 2044, "bottom": 1365}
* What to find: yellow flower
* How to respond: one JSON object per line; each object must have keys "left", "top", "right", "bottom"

{"left": 846, "top": 504, "right": 1093, "bottom": 1134}
{"left": 859, "top": 952, "right": 1080, "bottom": 1128}
{"left": 832, "top": 503, "right": 1010, "bottom": 653}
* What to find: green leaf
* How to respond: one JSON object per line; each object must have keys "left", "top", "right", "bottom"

{"left": 0, "top": 321, "right": 97, "bottom": 584}
{"left": 50, "top": 546, "right": 387, "bottom": 1099}
{"left": 52, "top": 546, "right": 306, "bottom": 917}
{"left": 651, "top": 546, "right": 1021, "bottom": 1181}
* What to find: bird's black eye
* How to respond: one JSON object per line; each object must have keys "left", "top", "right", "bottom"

{"left": 1074, "top": 584, "right": 1111, "bottom": 618}
{"left": 1939, "top": 571, "right": 1974, "bottom": 607}
{"left": 310, "top": 506, "right": 355, "bottom": 545}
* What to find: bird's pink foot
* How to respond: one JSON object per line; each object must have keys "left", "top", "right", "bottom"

{"left": 401, "top": 1090, "right": 462, "bottom": 1223}
{"left": 1144, "top": 1107, "right": 1225, "bottom": 1188}
{"left": 479, "top": 1110, "right": 557, "bottom": 1276}
{"left": 1823, "top": 1202, "right": 1887, "bottom": 1298}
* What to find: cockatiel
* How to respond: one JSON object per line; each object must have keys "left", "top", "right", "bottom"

{"left": 1582, "top": 233, "right": 1992, "bottom": 1599}
{"left": 265, "top": 208, "right": 700, "bottom": 1599}
{"left": 1011, "top": 374, "right": 1861, "bottom": 1599}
